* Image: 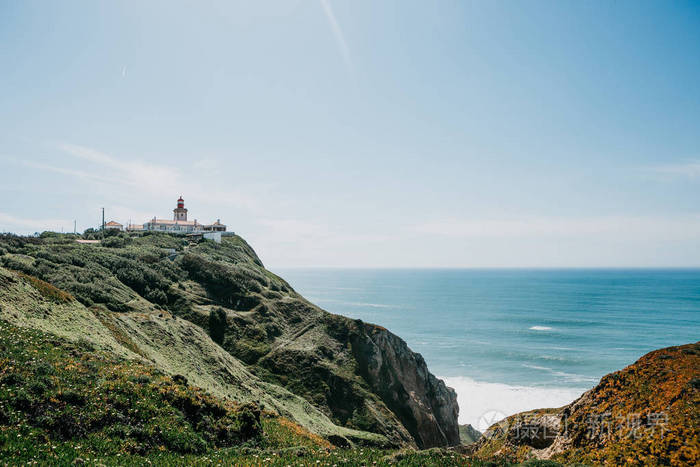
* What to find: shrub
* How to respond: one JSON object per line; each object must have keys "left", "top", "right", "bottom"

{"left": 28, "top": 379, "right": 49, "bottom": 396}
{"left": 159, "top": 425, "right": 208, "bottom": 454}
{"left": 0, "top": 373, "right": 24, "bottom": 386}
{"left": 0, "top": 323, "right": 266, "bottom": 460}
{"left": 208, "top": 308, "right": 227, "bottom": 345}
{"left": 132, "top": 374, "right": 151, "bottom": 385}
{"left": 34, "top": 361, "right": 55, "bottom": 376}
{"left": 145, "top": 287, "right": 168, "bottom": 304}
{"left": 59, "top": 390, "right": 86, "bottom": 406}
{"left": 17, "top": 272, "right": 74, "bottom": 303}
{"left": 180, "top": 254, "right": 263, "bottom": 309}
{"left": 102, "top": 236, "right": 126, "bottom": 248}
{"left": 172, "top": 374, "right": 188, "bottom": 386}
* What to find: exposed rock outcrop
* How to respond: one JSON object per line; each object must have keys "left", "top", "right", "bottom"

{"left": 351, "top": 321, "right": 460, "bottom": 448}
{"left": 473, "top": 342, "right": 700, "bottom": 465}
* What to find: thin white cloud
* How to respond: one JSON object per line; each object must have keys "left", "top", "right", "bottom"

{"left": 415, "top": 215, "right": 700, "bottom": 239}
{"left": 320, "top": 0, "right": 353, "bottom": 71}
{"left": 58, "top": 143, "right": 180, "bottom": 188}
{"left": 643, "top": 160, "right": 700, "bottom": 179}
{"left": 107, "top": 205, "right": 159, "bottom": 227}
{"left": 10, "top": 142, "right": 293, "bottom": 234}
{"left": 33, "top": 143, "right": 263, "bottom": 214}
{"left": 0, "top": 212, "right": 74, "bottom": 234}
{"left": 258, "top": 218, "right": 389, "bottom": 243}
{"left": 255, "top": 218, "right": 391, "bottom": 267}
{"left": 23, "top": 160, "right": 116, "bottom": 185}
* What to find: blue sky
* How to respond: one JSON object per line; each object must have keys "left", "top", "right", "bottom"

{"left": 1, "top": 1, "right": 699, "bottom": 267}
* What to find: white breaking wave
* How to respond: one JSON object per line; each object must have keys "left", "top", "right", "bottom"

{"left": 348, "top": 302, "right": 398, "bottom": 308}
{"left": 441, "top": 376, "right": 587, "bottom": 431}
{"left": 529, "top": 325, "right": 553, "bottom": 331}
{"left": 522, "top": 364, "right": 599, "bottom": 384}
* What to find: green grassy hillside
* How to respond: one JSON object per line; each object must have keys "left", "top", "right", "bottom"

{"left": 2, "top": 232, "right": 696, "bottom": 465}
{"left": 0, "top": 261, "right": 382, "bottom": 449}
{"left": 0, "top": 321, "right": 501, "bottom": 466}
{"left": 459, "top": 424, "right": 482, "bottom": 445}
{"left": 0, "top": 321, "right": 283, "bottom": 463}
{"left": 0, "top": 232, "right": 458, "bottom": 448}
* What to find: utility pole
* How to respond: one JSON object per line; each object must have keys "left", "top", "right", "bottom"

{"left": 102, "top": 207, "right": 105, "bottom": 240}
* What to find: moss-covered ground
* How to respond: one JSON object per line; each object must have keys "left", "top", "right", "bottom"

{"left": 0, "top": 321, "right": 530, "bottom": 466}
{"left": 0, "top": 232, "right": 448, "bottom": 447}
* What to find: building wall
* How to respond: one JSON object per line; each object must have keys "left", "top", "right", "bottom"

{"left": 203, "top": 232, "right": 222, "bottom": 243}
{"left": 143, "top": 222, "right": 222, "bottom": 234}
{"left": 141, "top": 216, "right": 226, "bottom": 234}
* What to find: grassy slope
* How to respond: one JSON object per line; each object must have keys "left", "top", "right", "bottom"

{"left": 0, "top": 320, "right": 505, "bottom": 466}
{"left": 3, "top": 233, "right": 695, "bottom": 465}
{"left": 459, "top": 424, "right": 482, "bottom": 445}
{"left": 0, "top": 320, "right": 264, "bottom": 463}
{"left": 0, "top": 233, "right": 452, "bottom": 447}
{"left": 0, "top": 264, "right": 381, "bottom": 447}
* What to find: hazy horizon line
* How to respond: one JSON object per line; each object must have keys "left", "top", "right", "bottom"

{"left": 271, "top": 266, "right": 700, "bottom": 271}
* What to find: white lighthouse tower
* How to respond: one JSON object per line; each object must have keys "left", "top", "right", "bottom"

{"left": 173, "top": 196, "right": 188, "bottom": 221}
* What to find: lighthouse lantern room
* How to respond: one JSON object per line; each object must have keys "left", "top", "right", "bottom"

{"left": 173, "top": 196, "right": 188, "bottom": 221}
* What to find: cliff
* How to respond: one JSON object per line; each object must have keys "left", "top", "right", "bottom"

{"left": 0, "top": 319, "right": 469, "bottom": 465}
{"left": 0, "top": 232, "right": 459, "bottom": 450}
{"left": 473, "top": 342, "right": 700, "bottom": 465}
{"left": 349, "top": 321, "right": 460, "bottom": 447}
{"left": 1, "top": 233, "right": 697, "bottom": 465}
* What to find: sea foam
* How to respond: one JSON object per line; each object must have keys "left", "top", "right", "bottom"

{"left": 529, "top": 325, "right": 553, "bottom": 331}
{"left": 441, "top": 376, "right": 586, "bottom": 431}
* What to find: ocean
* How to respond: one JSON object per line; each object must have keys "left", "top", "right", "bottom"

{"left": 276, "top": 268, "right": 700, "bottom": 431}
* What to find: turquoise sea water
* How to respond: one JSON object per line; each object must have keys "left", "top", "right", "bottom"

{"left": 276, "top": 269, "right": 700, "bottom": 428}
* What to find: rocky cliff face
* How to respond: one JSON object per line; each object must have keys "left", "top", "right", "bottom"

{"left": 473, "top": 342, "right": 700, "bottom": 465}
{"left": 350, "top": 321, "right": 460, "bottom": 448}
{"left": 0, "top": 233, "right": 460, "bottom": 449}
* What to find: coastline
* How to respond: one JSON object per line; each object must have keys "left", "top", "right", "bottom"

{"left": 278, "top": 267, "right": 700, "bottom": 433}
{"left": 441, "top": 375, "right": 588, "bottom": 430}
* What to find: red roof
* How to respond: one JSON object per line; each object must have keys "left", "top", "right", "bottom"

{"left": 147, "top": 219, "right": 196, "bottom": 225}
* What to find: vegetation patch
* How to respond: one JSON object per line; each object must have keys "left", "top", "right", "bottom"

{"left": 0, "top": 233, "right": 460, "bottom": 449}
{"left": 474, "top": 343, "right": 700, "bottom": 466}
{"left": 90, "top": 307, "right": 148, "bottom": 358}
{"left": 16, "top": 271, "right": 74, "bottom": 303}
{"left": 0, "top": 321, "right": 504, "bottom": 466}
{"left": 0, "top": 321, "right": 262, "bottom": 463}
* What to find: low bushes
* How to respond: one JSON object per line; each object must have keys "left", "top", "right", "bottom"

{"left": 0, "top": 321, "right": 263, "bottom": 461}
{"left": 16, "top": 272, "right": 74, "bottom": 303}
{"left": 180, "top": 254, "right": 263, "bottom": 309}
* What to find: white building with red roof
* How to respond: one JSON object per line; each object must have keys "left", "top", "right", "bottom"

{"left": 128, "top": 197, "right": 226, "bottom": 234}
{"left": 104, "top": 221, "right": 123, "bottom": 231}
